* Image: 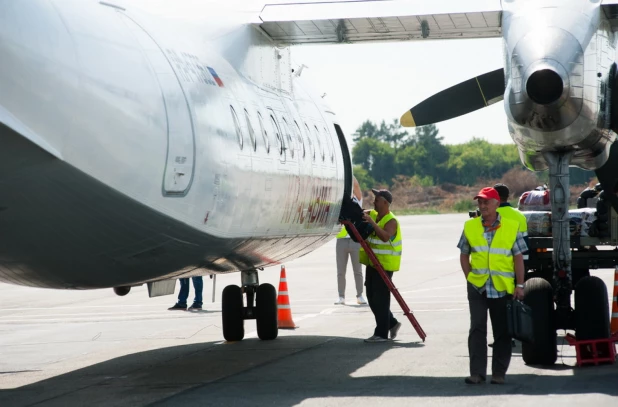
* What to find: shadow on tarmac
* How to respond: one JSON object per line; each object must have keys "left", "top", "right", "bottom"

{"left": 1, "top": 335, "right": 616, "bottom": 407}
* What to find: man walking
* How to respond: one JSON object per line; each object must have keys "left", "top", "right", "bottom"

{"left": 359, "top": 188, "right": 402, "bottom": 343}
{"left": 458, "top": 187, "right": 526, "bottom": 384}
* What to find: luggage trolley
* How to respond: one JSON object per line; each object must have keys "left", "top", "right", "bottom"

{"left": 340, "top": 220, "right": 427, "bottom": 342}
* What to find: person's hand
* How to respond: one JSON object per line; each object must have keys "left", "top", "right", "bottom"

{"left": 514, "top": 286, "right": 525, "bottom": 300}
{"left": 362, "top": 212, "right": 375, "bottom": 224}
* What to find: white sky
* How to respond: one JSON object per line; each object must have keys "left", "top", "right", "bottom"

{"left": 291, "top": 38, "right": 511, "bottom": 145}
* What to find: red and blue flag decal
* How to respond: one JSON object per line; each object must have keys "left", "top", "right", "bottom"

{"left": 207, "top": 67, "right": 224, "bottom": 87}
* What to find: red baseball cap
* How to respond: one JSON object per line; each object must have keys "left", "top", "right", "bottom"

{"left": 474, "top": 187, "right": 500, "bottom": 201}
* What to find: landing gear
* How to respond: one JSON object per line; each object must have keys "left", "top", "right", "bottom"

{"left": 222, "top": 285, "right": 244, "bottom": 341}
{"left": 526, "top": 152, "right": 612, "bottom": 364}
{"left": 575, "top": 276, "right": 610, "bottom": 340}
{"left": 522, "top": 278, "right": 557, "bottom": 365}
{"left": 220, "top": 269, "right": 278, "bottom": 341}
{"left": 256, "top": 283, "right": 278, "bottom": 340}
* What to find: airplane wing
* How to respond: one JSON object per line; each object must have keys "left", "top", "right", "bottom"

{"left": 258, "top": 0, "right": 502, "bottom": 45}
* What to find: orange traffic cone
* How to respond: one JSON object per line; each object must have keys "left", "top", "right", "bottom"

{"left": 277, "top": 265, "right": 298, "bottom": 329}
{"left": 610, "top": 266, "right": 618, "bottom": 335}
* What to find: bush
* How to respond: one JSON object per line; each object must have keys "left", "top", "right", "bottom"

{"left": 453, "top": 199, "right": 477, "bottom": 213}
{"left": 500, "top": 168, "right": 541, "bottom": 197}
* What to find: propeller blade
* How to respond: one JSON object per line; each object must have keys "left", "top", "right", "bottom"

{"left": 400, "top": 68, "right": 505, "bottom": 127}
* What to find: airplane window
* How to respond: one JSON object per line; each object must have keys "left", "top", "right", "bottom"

{"left": 324, "top": 126, "right": 335, "bottom": 163}
{"left": 294, "top": 121, "right": 305, "bottom": 159}
{"left": 281, "top": 118, "right": 295, "bottom": 159}
{"left": 304, "top": 122, "right": 315, "bottom": 161}
{"left": 270, "top": 115, "right": 284, "bottom": 156}
{"left": 313, "top": 125, "right": 325, "bottom": 162}
{"left": 245, "top": 109, "right": 257, "bottom": 151}
{"left": 257, "top": 112, "right": 270, "bottom": 153}
{"left": 230, "top": 106, "right": 243, "bottom": 149}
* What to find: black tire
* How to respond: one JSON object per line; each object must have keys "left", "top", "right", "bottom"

{"left": 522, "top": 277, "right": 557, "bottom": 365}
{"left": 575, "top": 276, "right": 610, "bottom": 340}
{"left": 222, "top": 285, "right": 244, "bottom": 341}
{"left": 256, "top": 283, "right": 278, "bottom": 340}
{"left": 572, "top": 268, "right": 590, "bottom": 289}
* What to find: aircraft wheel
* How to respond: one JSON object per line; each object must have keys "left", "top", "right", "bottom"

{"left": 522, "top": 277, "right": 557, "bottom": 365}
{"left": 222, "top": 285, "right": 244, "bottom": 341}
{"left": 256, "top": 283, "right": 278, "bottom": 340}
{"left": 575, "top": 276, "right": 610, "bottom": 340}
{"left": 572, "top": 268, "right": 591, "bottom": 289}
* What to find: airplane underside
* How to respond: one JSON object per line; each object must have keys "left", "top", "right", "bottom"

{"left": 0, "top": 125, "right": 331, "bottom": 290}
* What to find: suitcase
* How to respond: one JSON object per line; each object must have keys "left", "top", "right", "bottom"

{"left": 506, "top": 299, "right": 534, "bottom": 343}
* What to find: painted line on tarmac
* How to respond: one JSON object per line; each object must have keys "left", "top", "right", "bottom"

{"left": 0, "top": 304, "right": 185, "bottom": 312}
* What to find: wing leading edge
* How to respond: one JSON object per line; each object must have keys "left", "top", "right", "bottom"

{"left": 259, "top": 0, "right": 502, "bottom": 45}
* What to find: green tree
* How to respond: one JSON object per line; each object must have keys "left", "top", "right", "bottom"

{"left": 352, "top": 165, "right": 375, "bottom": 190}
{"left": 351, "top": 137, "right": 396, "bottom": 184}
{"left": 352, "top": 120, "right": 379, "bottom": 142}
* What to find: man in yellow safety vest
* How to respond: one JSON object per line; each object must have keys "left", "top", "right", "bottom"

{"left": 491, "top": 183, "right": 528, "bottom": 349}
{"left": 458, "top": 187, "right": 527, "bottom": 385}
{"left": 359, "top": 188, "right": 403, "bottom": 343}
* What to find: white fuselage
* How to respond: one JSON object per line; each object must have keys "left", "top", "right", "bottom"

{"left": 0, "top": 0, "right": 351, "bottom": 288}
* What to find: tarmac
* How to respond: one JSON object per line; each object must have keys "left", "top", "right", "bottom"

{"left": 1, "top": 213, "right": 617, "bottom": 406}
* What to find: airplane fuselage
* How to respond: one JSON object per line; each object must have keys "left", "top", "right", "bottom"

{"left": 0, "top": 0, "right": 352, "bottom": 289}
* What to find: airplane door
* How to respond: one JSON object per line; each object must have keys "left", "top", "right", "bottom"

{"left": 120, "top": 15, "right": 195, "bottom": 196}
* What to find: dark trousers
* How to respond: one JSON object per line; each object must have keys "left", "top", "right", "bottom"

{"left": 467, "top": 283, "right": 512, "bottom": 378}
{"left": 178, "top": 277, "right": 203, "bottom": 306}
{"left": 366, "top": 266, "right": 398, "bottom": 338}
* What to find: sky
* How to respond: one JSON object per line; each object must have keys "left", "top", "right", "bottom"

{"left": 290, "top": 38, "right": 511, "bottom": 145}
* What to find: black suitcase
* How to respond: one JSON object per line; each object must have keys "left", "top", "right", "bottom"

{"left": 339, "top": 195, "right": 374, "bottom": 242}
{"left": 506, "top": 299, "right": 534, "bottom": 343}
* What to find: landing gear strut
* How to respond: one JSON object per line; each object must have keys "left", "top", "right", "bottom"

{"left": 221, "top": 269, "right": 278, "bottom": 342}
{"left": 523, "top": 152, "right": 610, "bottom": 365}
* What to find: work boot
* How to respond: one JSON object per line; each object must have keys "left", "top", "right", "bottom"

{"left": 464, "top": 375, "right": 486, "bottom": 384}
{"left": 364, "top": 335, "right": 390, "bottom": 343}
{"left": 390, "top": 322, "right": 402, "bottom": 340}
{"left": 491, "top": 375, "right": 505, "bottom": 385}
{"left": 168, "top": 303, "right": 187, "bottom": 311}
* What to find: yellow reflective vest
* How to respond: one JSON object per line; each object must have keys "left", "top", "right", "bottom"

{"left": 464, "top": 216, "right": 519, "bottom": 294}
{"left": 497, "top": 205, "right": 527, "bottom": 235}
{"left": 359, "top": 210, "right": 402, "bottom": 272}
{"left": 336, "top": 227, "right": 348, "bottom": 238}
